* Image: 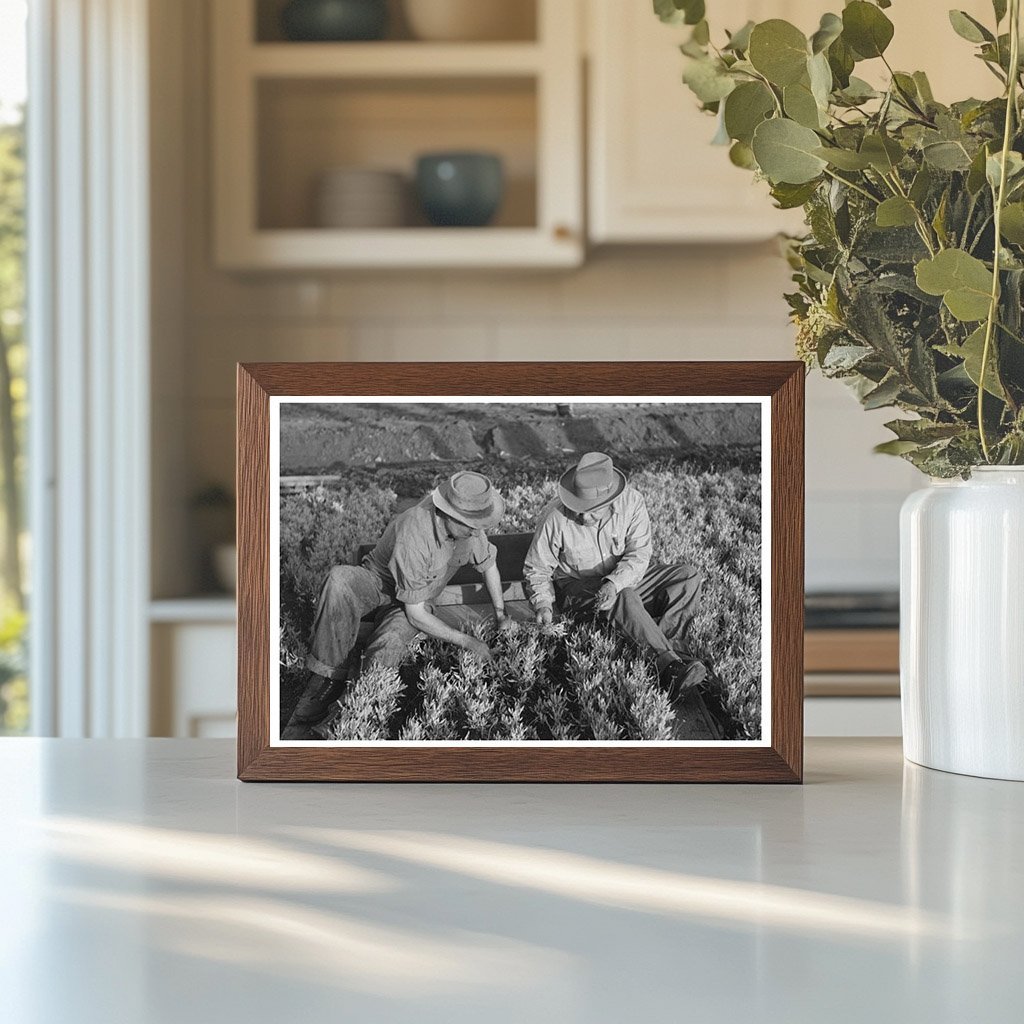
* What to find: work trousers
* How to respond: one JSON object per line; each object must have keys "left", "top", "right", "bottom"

{"left": 305, "top": 565, "right": 423, "bottom": 680}
{"left": 556, "top": 562, "right": 703, "bottom": 671}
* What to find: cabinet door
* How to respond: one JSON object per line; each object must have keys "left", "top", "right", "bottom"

{"left": 588, "top": 0, "right": 812, "bottom": 243}
{"left": 588, "top": 0, "right": 995, "bottom": 244}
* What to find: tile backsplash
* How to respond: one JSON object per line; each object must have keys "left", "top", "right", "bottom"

{"left": 180, "top": 246, "right": 916, "bottom": 593}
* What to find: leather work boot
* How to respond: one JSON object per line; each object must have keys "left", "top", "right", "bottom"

{"left": 281, "top": 673, "right": 345, "bottom": 740}
{"left": 310, "top": 700, "right": 346, "bottom": 741}
{"left": 663, "top": 658, "right": 708, "bottom": 702}
{"left": 663, "top": 659, "right": 724, "bottom": 740}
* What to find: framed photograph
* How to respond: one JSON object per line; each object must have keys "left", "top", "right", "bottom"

{"left": 237, "top": 362, "right": 803, "bottom": 782}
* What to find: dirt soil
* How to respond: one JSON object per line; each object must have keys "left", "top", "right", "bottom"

{"left": 280, "top": 402, "right": 760, "bottom": 474}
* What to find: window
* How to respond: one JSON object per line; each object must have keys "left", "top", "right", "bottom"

{"left": 0, "top": 0, "right": 28, "bottom": 734}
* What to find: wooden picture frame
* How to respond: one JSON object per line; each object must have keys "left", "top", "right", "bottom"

{"left": 237, "top": 362, "right": 804, "bottom": 782}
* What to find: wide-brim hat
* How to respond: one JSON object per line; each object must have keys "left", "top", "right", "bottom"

{"left": 558, "top": 452, "right": 626, "bottom": 513}
{"left": 431, "top": 471, "right": 504, "bottom": 530}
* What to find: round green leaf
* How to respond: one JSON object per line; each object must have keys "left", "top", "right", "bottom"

{"left": 915, "top": 249, "right": 993, "bottom": 322}
{"left": 748, "top": 20, "right": 809, "bottom": 86}
{"left": 813, "top": 146, "right": 871, "bottom": 170}
{"left": 810, "top": 12, "right": 843, "bottom": 54}
{"left": 923, "top": 140, "right": 973, "bottom": 171}
{"left": 986, "top": 150, "right": 1024, "bottom": 190}
{"left": 751, "top": 118, "right": 828, "bottom": 184}
{"left": 837, "top": 76, "right": 878, "bottom": 104}
{"left": 783, "top": 81, "right": 823, "bottom": 129}
{"left": 875, "top": 196, "right": 918, "bottom": 228}
{"left": 729, "top": 140, "right": 757, "bottom": 170}
{"left": 723, "top": 81, "right": 775, "bottom": 144}
{"left": 682, "top": 57, "right": 736, "bottom": 104}
{"left": 827, "top": 35, "right": 856, "bottom": 88}
{"left": 1000, "top": 203, "right": 1024, "bottom": 245}
{"left": 860, "top": 133, "right": 904, "bottom": 173}
{"left": 724, "top": 20, "right": 755, "bottom": 53}
{"left": 842, "top": 1, "right": 894, "bottom": 59}
{"left": 807, "top": 52, "right": 833, "bottom": 107}
{"left": 948, "top": 10, "right": 994, "bottom": 44}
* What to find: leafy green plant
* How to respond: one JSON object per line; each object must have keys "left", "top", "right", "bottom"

{"left": 279, "top": 455, "right": 764, "bottom": 739}
{"left": 0, "top": 600, "right": 27, "bottom": 734}
{"left": 658, "top": 0, "right": 1024, "bottom": 475}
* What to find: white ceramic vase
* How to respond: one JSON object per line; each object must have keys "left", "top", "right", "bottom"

{"left": 900, "top": 467, "right": 1024, "bottom": 781}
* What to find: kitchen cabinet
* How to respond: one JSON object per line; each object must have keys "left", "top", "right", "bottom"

{"left": 150, "top": 600, "right": 237, "bottom": 738}
{"left": 586, "top": 0, "right": 999, "bottom": 244}
{"left": 211, "top": 0, "right": 583, "bottom": 269}
{"left": 587, "top": 0, "right": 812, "bottom": 243}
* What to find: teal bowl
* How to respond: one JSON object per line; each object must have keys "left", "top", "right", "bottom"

{"left": 281, "top": 0, "right": 388, "bottom": 42}
{"left": 415, "top": 153, "right": 505, "bottom": 228}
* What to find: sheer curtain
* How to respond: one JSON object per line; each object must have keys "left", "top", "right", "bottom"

{"left": 28, "top": 0, "right": 150, "bottom": 736}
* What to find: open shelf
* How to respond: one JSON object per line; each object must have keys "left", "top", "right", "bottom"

{"left": 254, "top": 0, "right": 538, "bottom": 44}
{"left": 212, "top": 0, "right": 582, "bottom": 268}
{"left": 257, "top": 76, "right": 538, "bottom": 232}
{"left": 218, "top": 227, "right": 579, "bottom": 269}
{"left": 249, "top": 41, "right": 544, "bottom": 77}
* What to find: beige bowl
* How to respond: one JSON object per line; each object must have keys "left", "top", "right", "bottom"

{"left": 315, "top": 168, "right": 408, "bottom": 228}
{"left": 403, "top": 0, "right": 535, "bottom": 41}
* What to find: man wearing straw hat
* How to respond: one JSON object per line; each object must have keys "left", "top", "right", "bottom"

{"left": 524, "top": 452, "right": 707, "bottom": 702}
{"left": 282, "top": 471, "right": 507, "bottom": 740}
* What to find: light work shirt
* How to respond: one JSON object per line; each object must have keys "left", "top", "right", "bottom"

{"left": 524, "top": 485, "right": 653, "bottom": 611}
{"left": 363, "top": 496, "right": 497, "bottom": 604}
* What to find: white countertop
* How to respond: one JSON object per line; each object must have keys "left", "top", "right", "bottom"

{"left": 1, "top": 738, "right": 1020, "bottom": 1023}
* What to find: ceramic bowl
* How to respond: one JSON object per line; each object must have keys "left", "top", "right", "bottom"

{"left": 415, "top": 152, "right": 504, "bottom": 227}
{"left": 403, "top": 0, "right": 534, "bottom": 42}
{"left": 315, "top": 168, "right": 407, "bottom": 228}
{"left": 281, "top": 0, "right": 388, "bottom": 42}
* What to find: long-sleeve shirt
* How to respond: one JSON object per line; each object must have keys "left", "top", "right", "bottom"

{"left": 363, "top": 496, "right": 497, "bottom": 605}
{"left": 523, "top": 485, "right": 653, "bottom": 611}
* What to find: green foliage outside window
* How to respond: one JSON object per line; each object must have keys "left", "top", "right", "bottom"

{"left": 0, "top": 110, "right": 27, "bottom": 733}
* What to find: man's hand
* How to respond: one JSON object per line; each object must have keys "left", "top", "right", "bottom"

{"left": 534, "top": 606, "right": 554, "bottom": 626}
{"left": 595, "top": 581, "right": 618, "bottom": 612}
{"left": 462, "top": 637, "right": 495, "bottom": 663}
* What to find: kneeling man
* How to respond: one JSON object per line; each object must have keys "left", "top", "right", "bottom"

{"left": 283, "top": 471, "right": 507, "bottom": 739}
{"left": 524, "top": 452, "right": 707, "bottom": 700}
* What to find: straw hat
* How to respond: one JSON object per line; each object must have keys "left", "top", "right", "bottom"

{"left": 431, "top": 471, "right": 504, "bottom": 530}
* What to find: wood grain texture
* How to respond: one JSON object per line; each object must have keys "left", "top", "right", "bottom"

{"left": 770, "top": 364, "right": 804, "bottom": 783}
{"left": 236, "top": 361, "right": 805, "bottom": 783}
{"left": 237, "top": 365, "right": 270, "bottom": 778}
{"left": 805, "top": 629, "right": 899, "bottom": 674}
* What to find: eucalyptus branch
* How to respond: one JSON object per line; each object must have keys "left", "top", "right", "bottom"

{"left": 978, "top": 0, "right": 1021, "bottom": 462}
{"left": 962, "top": 191, "right": 980, "bottom": 249}
{"left": 664, "top": 1, "right": 1024, "bottom": 473}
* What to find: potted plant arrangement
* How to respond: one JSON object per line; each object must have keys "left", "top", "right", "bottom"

{"left": 657, "top": 0, "right": 1024, "bottom": 779}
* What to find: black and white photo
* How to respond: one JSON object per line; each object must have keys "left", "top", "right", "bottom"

{"left": 270, "top": 397, "right": 770, "bottom": 746}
